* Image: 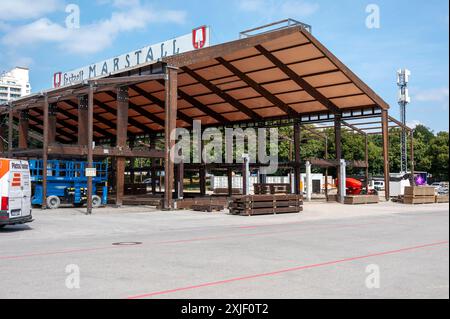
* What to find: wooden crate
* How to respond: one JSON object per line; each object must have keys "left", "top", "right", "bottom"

{"left": 403, "top": 196, "right": 436, "bottom": 205}
{"left": 213, "top": 188, "right": 242, "bottom": 195}
{"left": 404, "top": 186, "right": 435, "bottom": 197}
{"left": 344, "top": 195, "right": 379, "bottom": 205}
{"left": 254, "top": 183, "right": 291, "bottom": 195}
{"left": 435, "top": 195, "right": 449, "bottom": 203}
{"left": 176, "top": 197, "right": 228, "bottom": 210}
{"left": 229, "top": 194, "right": 303, "bottom": 216}
{"left": 124, "top": 184, "right": 147, "bottom": 195}
{"left": 192, "top": 204, "right": 225, "bottom": 212}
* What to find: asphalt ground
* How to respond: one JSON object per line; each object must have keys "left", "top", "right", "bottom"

{"left": 0, "top": 202, "right": 448, "bottom": 299}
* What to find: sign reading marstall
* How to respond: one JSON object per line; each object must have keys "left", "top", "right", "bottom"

{"left": 52, "top": 26, "right": 210, "bottom": 88}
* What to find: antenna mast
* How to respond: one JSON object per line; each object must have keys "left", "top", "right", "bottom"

{"left": 397, "top": 69, "right": 411, "bottom": 173}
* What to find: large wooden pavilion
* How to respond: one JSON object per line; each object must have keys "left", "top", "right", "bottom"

{"left": 0, "top": 21, "right": 414, "bottom": 212}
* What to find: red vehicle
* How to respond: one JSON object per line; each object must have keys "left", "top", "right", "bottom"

{"left": 337, "top": 178, "right": 377, "bottom": 195}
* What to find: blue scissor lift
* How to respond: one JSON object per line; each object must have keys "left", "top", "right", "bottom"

{"left": 29, "top": 159, "right": 108, "bottom": 209}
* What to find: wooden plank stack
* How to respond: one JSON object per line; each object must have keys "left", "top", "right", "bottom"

{"left": 344, "top": 195, "right": 379, "bottom": 205}
{"left": 229, "top": 194, "right": 303, "bottom": 216}
{"left": 176, "top": 197, "right": 228, "bottom": 210}
{"left": 124, "top": 184, "right": 147, "bottom": 195}
{"left": 254, "top": 183, "right": 291, "bottom": 195}
{"left": 192, "top": 204, "right": 225, "bottom": 212}
{"left": 403, "top": 186, "right": 436, "bottom": 204}
{"left": 436, "top": 195, "right": 449, "bottom": 203}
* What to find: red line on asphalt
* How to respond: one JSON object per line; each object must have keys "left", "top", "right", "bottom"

{"left": 126, "top": 240, "right": 449, "bottom": 299}
{"left": 0, "top": 222, "right": 380, "bottom": 261}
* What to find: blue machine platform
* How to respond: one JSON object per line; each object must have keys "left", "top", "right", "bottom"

{"left": 29, "top": 160, "right": 108, "bottom": 207}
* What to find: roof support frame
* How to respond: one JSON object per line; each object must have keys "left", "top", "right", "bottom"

{"left": 255, "top": 44, "right": 341, "bottom": 115}
{"left": 181, "top": 66, "right": 264, "bottom": 121}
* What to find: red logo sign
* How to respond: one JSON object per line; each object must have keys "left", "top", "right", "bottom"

{"left": 53, "top": 72, "right": 62, "bottom": 88}
{"left": 192, "top": 26, "right": 207, "bottom": 49}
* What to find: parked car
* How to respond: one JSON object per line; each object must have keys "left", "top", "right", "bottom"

{"left": 143, "top": 178, "right": 160, "bottom": 186}
{"left": 369, "top": 180, "right": 385, "bottom": 191}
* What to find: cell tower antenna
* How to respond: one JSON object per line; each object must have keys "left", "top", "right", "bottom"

{"left": 397, "top": 69, "right": 411, "bottom": 173}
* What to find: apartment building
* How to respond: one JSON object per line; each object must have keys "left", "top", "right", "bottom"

{"left": 0, "top": 67, "right": 31, "bottom": 104}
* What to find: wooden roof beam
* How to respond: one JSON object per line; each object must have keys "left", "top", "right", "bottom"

{"left": 216, "top": 57, "right": 299, "bottom": 118}
{"left": 154, "top": 79, "right": 229, "bottom": 124}
{"left": 61, "top": 100, "right": 118, "bottom": 134}
{"left": 181, "top": 66, "right": 263, "bottom": 121}
{"left": 255, "top": 44, "right": 341, "bottom": 115}
{"left": 93, "top": 96, "right": 154, "bottom": 135}
{"left": 54, "top": 104, "right": 115, "bottom": 139}
{"left": 104, "top": 90, "right": 164, "bottom": 127}
{"left": 25, "top": 113, "right": 75, "bottom": 142}
{"left": 127, "top": 85, "right": 194, "bottom": 126}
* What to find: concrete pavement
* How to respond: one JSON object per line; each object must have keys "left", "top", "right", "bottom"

{"left": 0, "top": 202, "right": 448, "bottom": 299}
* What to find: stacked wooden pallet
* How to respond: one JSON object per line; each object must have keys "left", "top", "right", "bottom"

{"left": 403, "top": 186, "right": 436, "bottom": 205}
{"left": 436, "top": 195, "right": 449, "bottom": 203}
{"left": 124, "top": 184, "right": 147, "bottom": 195}
{"left": 229, "top": 194, "right": 303, "bottom": 216}
{"left": 344, "top": 195, "right": 379, "bottom": 205}
{"left": 176, "top": 197, "right": 228, "bottom": 210}
{"left": 254, "top": 183, "right": 291, "bottom": 195}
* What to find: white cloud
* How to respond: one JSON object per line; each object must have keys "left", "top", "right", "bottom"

{"left": 2, "top": 18, "right": 68, "bottom": 45}
{"left": 238, "top": 0, "right": 319, "bottom": 17}
{"left": 0, "top": 0, "right": 61, "bottom": 21}
{"left": 2, "top": 4, "right": 187, "bottom": 54}
{"left": 407, "top": 120, "right": 424, "bottom": 129}
{"left": 414, "top": 87, "right": 449, "bottom": 102}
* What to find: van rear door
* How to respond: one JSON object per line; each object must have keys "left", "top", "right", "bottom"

{"left": 8, "top": 160, "right": 31, "bottom": 219}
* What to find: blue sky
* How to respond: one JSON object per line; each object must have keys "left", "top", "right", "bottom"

{"left": 0, "top": 0, "right": 448, "bottom": 131}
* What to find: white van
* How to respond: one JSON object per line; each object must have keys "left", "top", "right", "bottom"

{"left": 0, "top": 158, "right": 33, "bottom": 228}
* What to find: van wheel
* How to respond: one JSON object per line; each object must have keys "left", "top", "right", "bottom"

{"left": 46, "top": 196, "right": 61, "bottom": 209}
{"left": 92, "top": 195, "right": 102, "bottom": 208}
{"left": 0, "top": 225, "right": 5, "bottom": 229}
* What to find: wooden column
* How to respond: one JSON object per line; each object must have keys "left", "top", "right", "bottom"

{"left": 410, "top": 130, "right": 415, "bottom": 186}
{"left": 381, "top": 110, "right": 390, "bottom": 200}
{"left": 18, "top": 110, "right": 29, "bottom": 149}
{"left": 129, "top": 137, "right": 136, "bottom": 184}
{"left": 86, "top": 84, "right": 94, "bottom": 215}
{"left": 242, "top": 160, "right": 248, "bottom": 196}
{"left": 115, "top": 86, "right": 129, "bottom": 207}
{"left": 293, "top": 122, "right": 301, "bottom": 195}
{"left": 164, "top": 67, "right": 178, "bottom": 209}
{"left": 149, "top": 135, "right": 157, "bottom": 194}
{"left": 7, "top": 106, "right": 13, "bottom": 158}
{"left": 42, "top": 95, "right": 49, "bottom": 209}
{"left": 48, "top": 103, "right": 57, "bottom": 144}
{"left": 175, "top": 161, "right": 184, "bottom": 199}
{"left": 227, "top": 167, "right": 233, "bottom": 197}
{"left": 365, "top": 134, "right": 369, "bottom": 193}
{"left": 325, "top": 138, "right": 329, "bottom": 197}
{"left": 78, "top": 95, "right": 89, "bottom": 145}
{"left": 334, "top": 114, "right": 342, "bottom": 201}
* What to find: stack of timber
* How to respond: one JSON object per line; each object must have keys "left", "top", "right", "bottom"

{"left": 176, "top": 197, "right": 228, "bottom": 210}
{"left": 344, "top": 195, "right": 379, "bottom": 205}
{"left": 214, "top": 188, "right": 242, "bottom": 195}
{"left": 192, "top": 204, "right": 225, "bottom": 212}
{"left": 403, "top": 186, "right": 436, "bottom": 205}
{"left": 229, "top": 194, "right": 303, "bottom": 216}
{"left": 254, "top": 183, "right": 291, "bottom": 195}
{"left": 327, "top": 194, "right": 338, "bottom": 202}
{"left": 124, "top": 183, "right": 147, "bottom": 195}
{"left": 435, "top": 194, "right": 449, "bottom": 203}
